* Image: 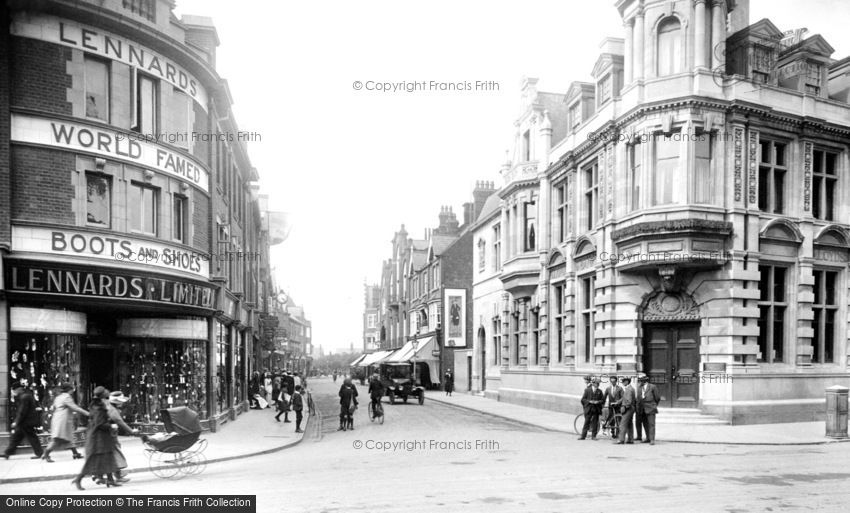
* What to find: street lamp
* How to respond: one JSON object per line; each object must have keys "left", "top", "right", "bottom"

{"left": 411, "top": 337, "right": 419, "bottom": 386}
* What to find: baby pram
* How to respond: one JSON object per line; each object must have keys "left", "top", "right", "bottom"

{"left": 142, "top": 407, "right": 207, "bottom": 479}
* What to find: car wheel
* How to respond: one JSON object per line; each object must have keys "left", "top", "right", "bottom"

{"left": 418, "top": 391, "right": 425, "bottom": 405}
{"left": 389, "top": 391, "right": 395, "bottom": 404}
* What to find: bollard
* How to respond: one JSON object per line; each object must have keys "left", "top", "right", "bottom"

{"left": 825, "top": 385, "right": 848, "bottom": 438}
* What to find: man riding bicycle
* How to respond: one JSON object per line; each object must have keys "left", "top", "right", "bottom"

{"left": 368, "top": 373, "right": 385, "bottom": 417}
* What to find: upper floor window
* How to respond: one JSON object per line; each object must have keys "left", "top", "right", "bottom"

{"left": 812, "top": 149, "right": 838, "bottom": 221}
{"left": 653, "top": 131, "right": 679, "bottom": 206}
{"left": 492, "top": 316, "right": 502, "bottom": 366}
{"left": 122, "top": 0, "right": 155, "bottom": 22}
{"left": 758, "top": 140, "right": 787, "bottom": 214}
{"left": 629, "top": 142, "right": 642, "bottom": 211}
{"left": 657, "top": 17, "right": 683, "bottom": 76}
{"left": 172, "top": 89, "right": 190, "bottom": 149}
{"left": 805, "top": 62, "right": 822, "bottom": 95}
{"left": 492, "top": 224, "right": 501, "bottom": 271}
{"left": 129, "top": 182, "right": 158, "bottom": 236}
{"left": 555, "top": 183, "right": 568, "bottom": 242}
{"left": 597, "top": 74, "right": 611, "bottom": 106}
{"left": 569, "top": 102, "right": 581, "bottom": 129}
{"left": 694, "top": 133, "right": 714, "bottom": 204}
{"left": 85, "top": 172, "right": 111, "bottom": 227}
{"left": 583, "top": 161, "right": 599, "bottom": 230}
{"left": 523, "top": 199, "right": 536, "bottom": 252}
{"left": 757, "top": 264, "right": 787, "bottom": 363}
{"left": 752, "top": 44, "right": 774, "bottom": 83}
{"left": 173, "top": 194, "right": 188, "bottom": 244}
{"left": 478, "top": 239, "right": 486, "bottom": 271}
{"left": 84, "top": 57, "right": 109, "bottom": 122}
{"left": 136, "top": 73, "right": 158, "bottom": 135}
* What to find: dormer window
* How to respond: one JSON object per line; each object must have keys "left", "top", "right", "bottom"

{"left": 805, "top": 62, "right": 822, "bottom": 95}
{"left": 122, "top": 0, "right": 155, "bottom": 22}
{"left": 657, "top": 17, "right": 683, "bottom": 76}
{"left": 597, "top": 74, "right": 611, "bottom": 106}
{"left": 752, "top": 44, "right": 774, "bottom": 83}
{"left": 569, "top": 102, "right": 581, "bottom": 129}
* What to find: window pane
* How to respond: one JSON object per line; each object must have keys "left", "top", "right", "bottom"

{"left": 143, "top": 188, "right": 156, "bottom": 234}
{"left": 757, "top": 305, "right": 769, "bottom": 362}
{"left": 773, "top": 305, "right": 785, "bottom": 362}
{"left": 774, "top": 143, "right": 786, "bottom": 167}
{"left": 825, "top": 153, "right": 837, "bottom": 175}
{"left": 813, "top": 270, "right": 822, "bottom": 305}
{"left": 173, "top": 195, "right": 186, "bottom": 242}
{"left": 812, "top": 309, "right": 821, "bottom": 363}
{"left": 773, "top": 170, "right": 785, "bottom": 213}
{"left": 813, "top": 175, "right": 822, "bottom": 219}
{"left": 172, "top": 89, "right": 189, "bottom": 148}
{"left": 654, "top": 133, "right": 678, "bottom": 205}
{"left": 825, "top": 271, "right": 837, "bottom": 305}
{"left": 758, "top": 265, "right": 769, "bottom": 301}
{"left": 773, "top": 267, "right": 785, "bottom": 302}
{"left": 129, "top": 185, "right": 141, "bottom": 231}
{"left": 85, "top": 58, "right": 108, "bottom": 121}
{"left": 139, "top": 76, "right": 157, "bottom": 133}
{"left": 694, "top": 135, "right": 712, "bottom": 204}
{"left": 825, "top": 310, "right": 835, "bottom": 363}
{"left": 86, "top": 174, "right": 110, "bottom": 226}
{"left": 825, "top": 180, "right": 835, "bottom": 220}
{"left": 760, "top": 141, "right": 770, "bottom": 164}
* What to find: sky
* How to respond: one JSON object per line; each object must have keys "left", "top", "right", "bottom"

{"left": 173, "top": 0, "right": 850, "bottom": 354}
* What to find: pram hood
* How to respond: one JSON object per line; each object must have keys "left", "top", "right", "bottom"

{"left": 160, "top": 406, "right": 202, "bottom": 435}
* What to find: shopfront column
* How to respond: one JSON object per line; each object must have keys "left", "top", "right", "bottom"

{"left": 633, "top": 10, "right": 645, "bottom": 81}
{"left": 206, "top": 317, "right": 217, "bottom": 431}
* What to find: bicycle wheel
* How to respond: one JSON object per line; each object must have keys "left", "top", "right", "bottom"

{"left": 378, "top": 405, "right": 384, "bottom": 424}
{"left": 368, "top": 404, "right": 375, "bottom": 422}
{"left": 573, "top": 413, "right": 584, "bottom": 435}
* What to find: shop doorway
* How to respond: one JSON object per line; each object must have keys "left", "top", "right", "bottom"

{"left": 642, "top": 323, "right": 700, "bottom": 408}
{"left": 82, "top": 344, "right": 116, "bottom": 402}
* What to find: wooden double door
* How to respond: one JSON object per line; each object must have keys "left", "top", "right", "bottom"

{"left": 643, "top": 323, "right": 700, "bottom": 408}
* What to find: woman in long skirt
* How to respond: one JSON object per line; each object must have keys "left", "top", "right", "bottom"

{"left": 71, "top": 387, "right": 119, "bottom": 490}
{"left": 43, "top": 383, "right": 88, "bottom": 462}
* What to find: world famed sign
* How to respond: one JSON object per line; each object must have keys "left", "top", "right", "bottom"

{"left": 12, "top": 225, "right": 209, "bottom": 279}
{"left": 11, "top": 114, "right": 210, "bottom": 193}
{"left": 5, "top": 259, "right": 217, "bottom": 310}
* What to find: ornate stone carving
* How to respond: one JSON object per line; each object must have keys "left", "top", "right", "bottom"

{"left": 733, "top": 126, "right": 743, "bottom": 202}
{"left": 747, "top": 129, "right": 759, "bottom": 205}
{"left": 803, "top": 141, "right": 813, "bottom": 212}
{"left": 606, "top": 143, "right": 614, "bottom": 215}
{"left": 642, "top": 291, "right": 700, "bottom": 322}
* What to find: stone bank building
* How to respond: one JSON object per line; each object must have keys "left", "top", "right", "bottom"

{"left": 472, "top": 0, "right": 850, "bottom": 424}
{"left": 0, "top": 0, "right": 279, "bottom": 436}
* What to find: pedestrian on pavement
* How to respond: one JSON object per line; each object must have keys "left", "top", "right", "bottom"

{"left": 292, "top": 385, "right": 305, "bottom": 433}
{"left": 272, "top": 377, "right": 281, "bottom": 409}
{"left": 71, "top": 387, "right": 119, "bottom": 490}
{"left": 249, "top": 371, "right": 262, "bottom": 409}
{"left": 104, "top": 391, "right": 139, "bottom": 484}
{"left": 43, "top": 383, "right": 88, "bottom": 462}
{"left": 579, "top": 377, "right": 604, "bottom": 440}
{"left": 636, "top": 373, "right": 660, "bottom": 445}
{"left": 294, "top": 372, "right": 302, "bottom": 390}
{"left": 263, "top": 371, "right": 273, "bottom": 406}
{"left": 1, "top": 384, "right": 44, "bottom": 460}
{"left": 583, "top": 374, "right": 593, "bottom": 389}
{"left": 333, "top": 371, "right": 338, "bottom": 383}
{"left": 444, "top": 370, "right": 454, "bottom": 396}
{"left": 616, "top": 377, "right": 636, "bottom": 445}
{"left": 304, "top": 383, "right": 316, "bottom": 416}
{"left": 275, "top": 386, "right": 291, "bottom": 423}
{"left": 603, "top": 375, "right": 623, "bottom": 435}
{"left": 338, "top": 377, "right": 358, "bottom": 431}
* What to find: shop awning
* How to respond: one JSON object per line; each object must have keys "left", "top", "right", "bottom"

{"left": 386, "top": 337, "right": 436, "bottom": 363}
{"left": 349, "top": 354, "right": 367, "bottom": 367}
{"left": 358, "top": 350, "right": 394, "bottom": 367}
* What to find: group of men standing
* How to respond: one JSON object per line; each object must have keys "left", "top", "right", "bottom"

{"left": 579, "top": 373, "right": 660, "bottom": 444}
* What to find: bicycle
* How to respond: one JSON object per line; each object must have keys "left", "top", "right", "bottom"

{"left": 368, "top": 398, "right": 384, "bottom": 424}
{"left": 573, "top": 406, "right": 621, "bottom": 439}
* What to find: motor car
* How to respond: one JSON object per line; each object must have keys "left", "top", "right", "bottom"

{"left": 378, "top": 362, "right": 424, "bottom": 405}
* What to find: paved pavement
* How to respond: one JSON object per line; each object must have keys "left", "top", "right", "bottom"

{"left": 424, "top": 391, "right": 849, "bottom": 445}
{"left": 0, "top": 406, "right": 307, "bottom": 485}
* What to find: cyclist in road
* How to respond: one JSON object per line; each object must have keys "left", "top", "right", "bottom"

{"left": 368, "top": 373, "right": 385, "bottom": 418}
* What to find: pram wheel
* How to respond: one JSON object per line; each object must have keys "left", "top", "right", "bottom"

{"left": 147, "top": 450, "right": 183, "bottom": 479}
{"left": 183, "top": 453, "right": 207, "bottom": 475}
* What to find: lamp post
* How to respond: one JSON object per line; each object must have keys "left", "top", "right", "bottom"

{"left": 411, "top": 337, "right": 419, "bottom": 386}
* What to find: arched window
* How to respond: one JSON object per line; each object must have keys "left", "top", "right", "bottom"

{"left": 657, "top": 17, "right": 682, "bottom": 75}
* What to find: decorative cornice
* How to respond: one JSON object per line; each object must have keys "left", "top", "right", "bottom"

{"left": 611, "top": 219, "right": 733, "bottom": 242}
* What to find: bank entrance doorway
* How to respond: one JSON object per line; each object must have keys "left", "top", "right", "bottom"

{"left": 642, "top": 323, "right": 700, "bottom": 408}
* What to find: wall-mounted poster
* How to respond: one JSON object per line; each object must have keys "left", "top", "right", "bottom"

{"left": 444, "top": 289, "right": 466, "bottom": 347}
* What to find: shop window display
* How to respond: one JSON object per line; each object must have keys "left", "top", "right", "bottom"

{"left": 117, "top": 340, "right": 207, "bottom": 426}
{"left": 8, "top": 334, "right": 82, "bottom": 431}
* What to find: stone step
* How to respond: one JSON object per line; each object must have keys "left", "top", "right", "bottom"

{"left": 654, "top": 408, "right": 730, "bottom": 425}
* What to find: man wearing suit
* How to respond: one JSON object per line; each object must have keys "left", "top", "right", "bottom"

{"left": 1, "top": 384, "right": 44, "bottom": 459}
{"left": 579, "top": 377, "right": 605, "bottom": 440}
{"left": 603, "top": 375, "right": 623, "bottom": 434}
{"left": 636, "top": 373, "right": 661, "bottom": 445}
{"left": 616, "top": 376, "right": 636, "bottom": 444}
